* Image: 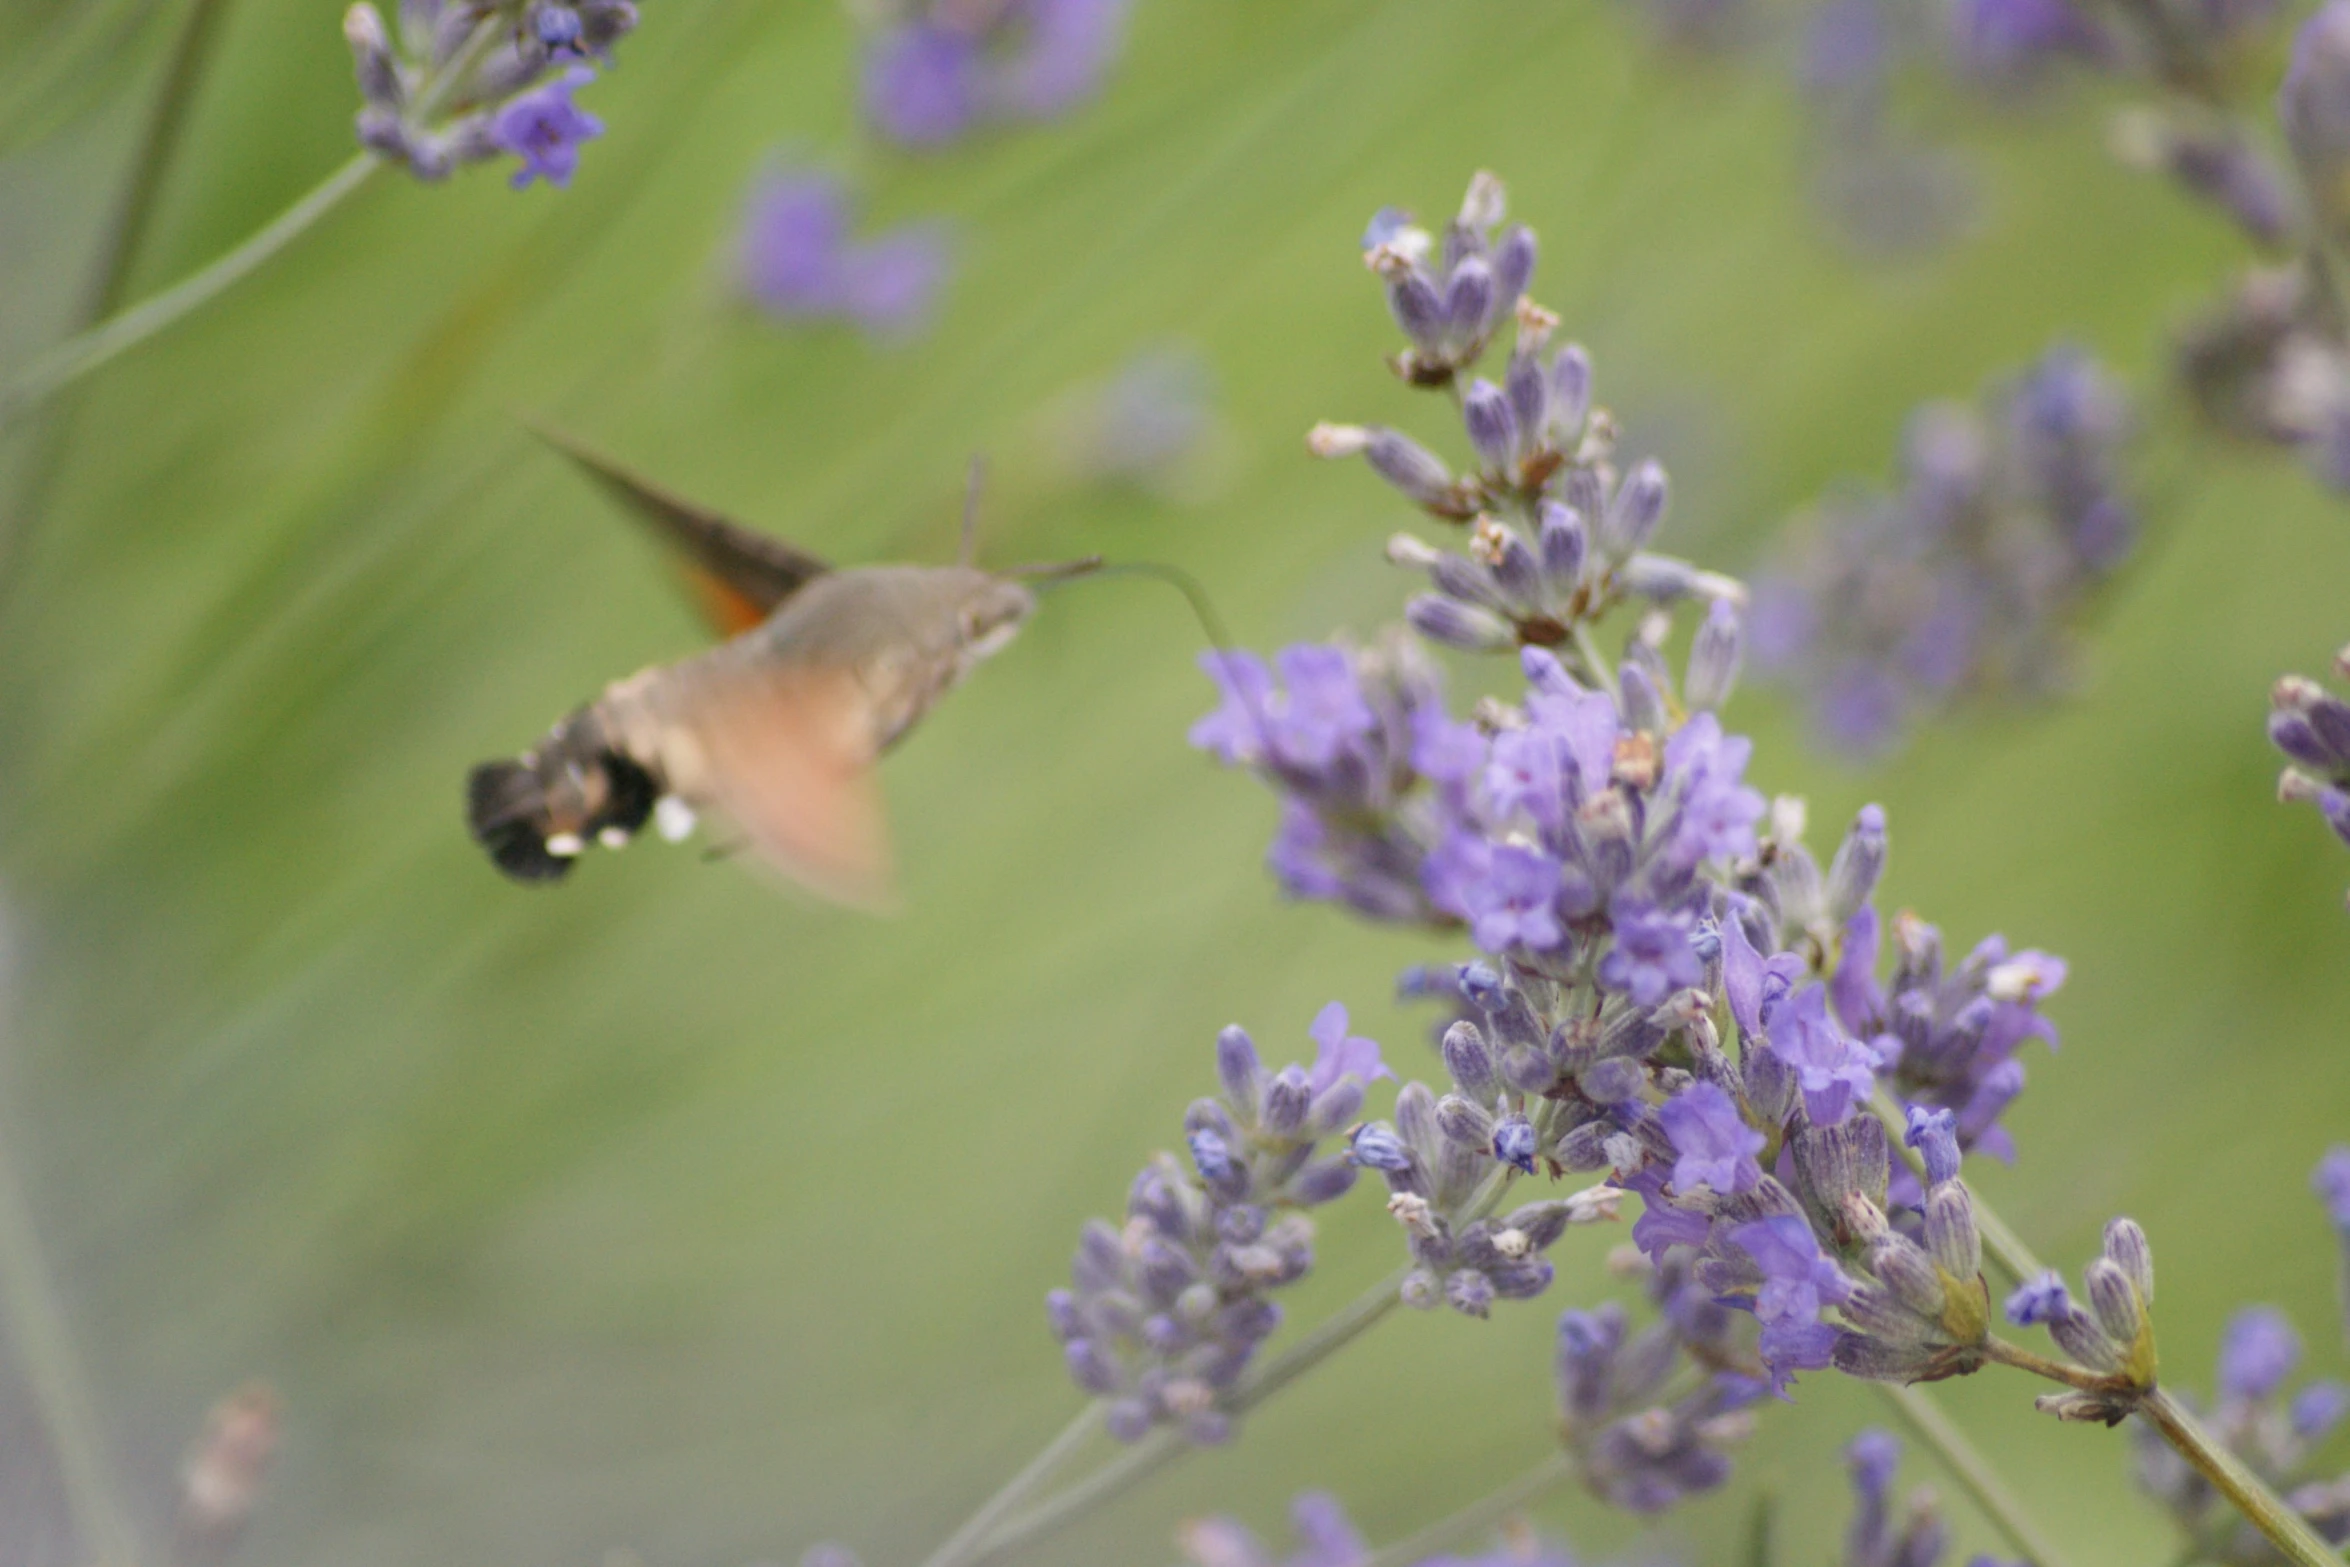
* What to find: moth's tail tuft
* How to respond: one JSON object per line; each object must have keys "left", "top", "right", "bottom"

{"left": 467, "top": 759, "right": 575, "bottom": 883}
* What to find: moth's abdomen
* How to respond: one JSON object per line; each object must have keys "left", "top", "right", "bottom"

{"left": 466, "top": 709, "right": 662, "bottom": 885}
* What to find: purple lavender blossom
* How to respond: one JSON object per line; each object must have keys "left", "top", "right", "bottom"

{"left": 1598, "top": 906, "right": 1702, "bottom": 1005}
{"left": 1766, "top": 983, "right": 1877, "bottom": 1126}
{"left": 1051, "top": 1018, "right": 1370, "bottom": 1444}
{"left": 737, "top": 167, "right": 950, "bottom": 338}
{"left": 1753, "top": 346, "right": 2134, "bottom": 756}
{"left": 860, "top": 0, "right": 1132, "bottom": 149}
{"left": 345, "top": 1, "right": 635, "bottom": 183}
{"left": 489, "top": 68, "right": 604, "bottom": 189}
{"left": 863, "top": 24, "right": 980, "bottom": 146}
{"left": 1307, "top": 1003, "right": 1393, "bottom": 1095}
{"left": 1659, "top": 1081, "right": 1764, "bottom": 1195}
{"left": 1732, "top": 1215, "right": 1854, "bottom": 1392}
{"left": 2316, "top": 1145, "right": 2350, "bottom": 1231}
{"left": 2003, "top": 1270, "right": 2071, "bottom": 1326}
{"left": 1952, "top": 0, "right": 2107, "bottom": 86}
{"left": 2219, "top": 1306, "right": 2303, "bottom": 1401}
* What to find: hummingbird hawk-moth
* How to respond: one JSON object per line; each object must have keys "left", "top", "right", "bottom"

{"left": 467, "top": 427, "right": 1095, "bottom": 908}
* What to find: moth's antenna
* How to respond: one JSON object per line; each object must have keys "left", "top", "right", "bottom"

{"left": 959, "top": 454, "right": 985, "bottom": 567}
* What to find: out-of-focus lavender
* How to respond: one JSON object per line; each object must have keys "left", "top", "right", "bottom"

{"left": 1177, "top": 1494, "right": 1580, "bottom": 1567}
{"left": 1750, "top": 345, "right": 2134, "bottom": 758}
{"left": 2127, "top": 1155, "right": 2350, "bottom": 1557}
{"left": 2272, "top": 642, "right": 2350, "bottom": 899}
{"left": 343, "top": 0, "right": 635, "bottom": 184}
{"left": 1040, "top": 345, "right": 1227, "bottom": 499}
{"left": 735, "top": 166, "right": 950, "bottom": 339}
{"left": 858, "top": 0, "right": 1133, "bottom": 149}
{"left": 1045, "top": 1008, "right": 1381, "bottom": 1444}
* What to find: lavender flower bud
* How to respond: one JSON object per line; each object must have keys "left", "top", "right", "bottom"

{"left": 1924, "top": 1182, "right": 1982, "bottom": 1281}
{"left": 1290, "top": 1159, "right": 1357, "bottom": 1206}
{"left": 1348, "top": 1123, "right": 1410, "bottom": 1171}
{"left": 1463, "top": 379, "right": 1518, "bottom": 470}
{"left": 2102, "top": 1218, "right": 2153, "bottom": 1304}
{"left": 2284, "top": 0, "right": 2350, "bottom": 249}
{"left": 1601, "top": 460, "right": 1669, "bottom": 557}
{"left": 1444, "top": 257, "right": 1496, "bottom": 345}
{"left": 1260, "top": 1066, "right": 1311, "bottom": 1136}
{"left": 1104, "top": 1398, "right": 1154, "bottom": 1442}
{"left": 2050, "top": 1307, "right": 2125, "bottom": 1373}
{"left": 1215, "top": 1026, "right": 1263, "bottom": 1118}
{"left": 1407, "top": 595, "right": 1516, "bottom": 653}
{"left": 1537, "top": 501, "right": 1586, "bottom": 589}
{"left": 345, "top": 4, "right": 405, "bottom": 109}
{"left": 1065, "top": 1338, "right": 1120, "bottom": 1395}
{"left": 1555, "top": 1120, "right": 1616, "bottom": 1171}
{"left": 2084, "top": 1258, "right": 2145, "bottom": 1347}
{"left": 1872, "top": 1233, "right": 1950, "bottom": 1320}
{"left": 1825, "top": 804, "right": 1889, "bottom": 924}
{"left": 1400, "top": 1267, "right": 1444, "bottom": 1310}
{"left": 1577, "top": 1056, "right": 1647, "bottom": 1104}
{"left": 1506, "top": 352, "right": 1551, "bottom": 448}
{"left": 1487, "top": 530, "right": 1545, "bottom": 616}
{"left": 1441, "top": 1021, "right": 1497, "bottom": 1098}
{"left": 1364, "top": 429, "right": 1460, "bottom": 511}
{"left": 1550, "top": 345, "right": 1592, "bottom": 440}
{"left": 1436, "top": 1093, "right": 1497, "bottom": 1150}
{"left": 1791, "top": 1114, "right": 1891, "bottom": 1219}
{"left": 1386, "top": 271, "right": 1447, "bottom": 353}
{"left": 1617, "top": 660, "right": 1667, "bottom": 736}
{"left": 1488, "top": 226, "right": 1536, "bottom": 324}
{"left": 1685, "top": 597, "right": 1744, "bottom": 711}
{"left": 1306, "top": 1079, "right": 1364, "bottom": 1137}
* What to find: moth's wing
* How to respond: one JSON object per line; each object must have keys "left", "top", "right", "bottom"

{"left": 646, "top": 661, "right": 896, "bottom": 911}
{"left": 528, "top": 420, "right": 832, "bottom": 637}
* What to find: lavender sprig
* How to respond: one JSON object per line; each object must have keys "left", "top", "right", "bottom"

{"left": 343, "top": 0, "right": 633, "bottom": 184}
{"left": 1749, "top": 345, "right": 2135, "bottom": 757}
{"left": 859, "top": 0, "right": 1132, "bottom": 148}
{"left": 1045, "top": 1008, "right": 1381, "bottom": 1444}
{"left": 2270, "top": 643, "right": 2350, "bottom": 901}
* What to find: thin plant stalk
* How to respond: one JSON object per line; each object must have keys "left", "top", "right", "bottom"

{"left": 0, "top": 1133, "right": 138, "bottom": 1567}
{"left": 0, "top": 151, "right": 380, "bottom": 427}
{"left": 913, "top": 1404, "right": 1101, "bottom": 1567}
{"left": 1872, "top": 1381, "right": 2075, "bottom": 1567}
{"left": 962, "top": 1266, "right": 1416, "bottom": 1566}
{"left": 2139, "top": 1387, "right": 2345, "bottom": 1567}
{"left": 1359, "top": 1450, "right": 1580, "bottom": 1567}
{"left": 0, "top": 14, "right": 508, "bottom": 430}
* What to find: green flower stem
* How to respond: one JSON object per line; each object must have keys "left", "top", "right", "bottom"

{"left": 0, "top": 151, "right": 380, "bottom": 428}
{"left": 0, "top": 1134, "right": 138, "bottom": 1567}
{"left": 964, "top": 1265, "right": 1415, "bottom": 1565}
{"left": 0, "top": 13, "right": 509, "bottom": 431}
{"left": 1872, "top": 1380, "right": 2075, "bottom": 1567}
{"left": 912, "top": 1403, "right": 1101, "bottom": 1567}
{"left": 1359, "top": 1450, "right": 1580, "bottom": 1567}
{"left": 2138, "top": 1388, "right": 2344, "bottom": 1567}
{"left": 1867, "top": 1092, "right": 2345, "bottom": 1562}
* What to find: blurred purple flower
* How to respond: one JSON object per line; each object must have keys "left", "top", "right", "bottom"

{"left": 862, "top": 0, "right": 1133, "bottom": 148}
{"left": 737, "top": 167, "right": 951, "bottom": 338}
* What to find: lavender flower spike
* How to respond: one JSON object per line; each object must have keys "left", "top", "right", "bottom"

{"left": 344, "top": 0, "right": 635, "bottom": 184}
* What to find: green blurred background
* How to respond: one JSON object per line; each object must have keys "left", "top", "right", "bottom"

{"left": 1, "top": 1, "right": 2347, "bottom": 1563}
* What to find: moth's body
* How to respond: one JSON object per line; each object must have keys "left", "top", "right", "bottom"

{"left": 468, "top": 431, "right": 1050, "bottom": 906}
